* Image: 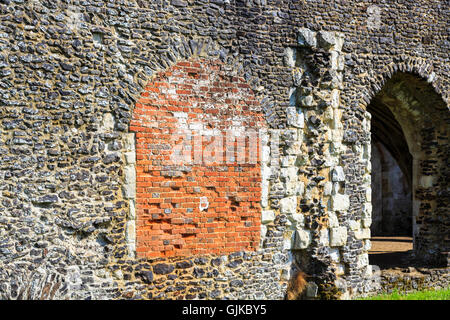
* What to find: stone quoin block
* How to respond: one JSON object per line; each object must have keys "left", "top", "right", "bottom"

{"left": 292, "top": 229, "right": 312, "bottom": 249}
{"left": 280, "top": 196, "right": 297, "bottom": 215}
{"left": 330, "top": 227, "right": 348, "bottom": 247}
{"left": 331, "top": 194, "right": 350, "bottom": 212}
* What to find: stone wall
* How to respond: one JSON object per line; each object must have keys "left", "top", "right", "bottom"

{"left": 371, "top": 267, "right": 450, "bottom": 297}
{"left": 0, "top": 0, "right": 448, "bottom": 300}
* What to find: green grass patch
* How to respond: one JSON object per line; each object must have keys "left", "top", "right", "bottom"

{"left": 359, "top": 287, "right": 450, "bottom": 300}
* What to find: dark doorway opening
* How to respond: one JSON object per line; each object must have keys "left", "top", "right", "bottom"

{"left": 365, "top": 71, "right": 448, "bottom": 270}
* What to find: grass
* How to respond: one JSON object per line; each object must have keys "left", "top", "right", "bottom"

{"left": 359, "top": 287, "right": 450, "bottom": 300}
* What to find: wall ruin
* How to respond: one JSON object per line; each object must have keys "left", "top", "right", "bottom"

{"left": 0, "top": 0, "right": 448, "bottom": 300}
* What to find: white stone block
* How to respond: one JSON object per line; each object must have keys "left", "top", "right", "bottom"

{"left": 335, "top": 33, "right": 344, "bottom": 51}
{"left": 330, "top": 226, "right": 347, "bottom": 247}
{"left": 335, "top": 263, "right": 346, "bottom": 276}
{"left": 365, "top": 187, "right": 372, "bottom": 202}
{"left": 291, "top": 213, "right": 305, "bottom": 227}
{"left": 298, "top": 27, "right": 317, "bottom": 47}
{"left": 281, "top": 155, "right": 297, "bottom": 167}
{"left": 124, "top": 165, "right": 136, "bottom": 185}
{"left": 363, "top": 239, "right": 371, "bottom": 251}
{"left": 328, "top": 212, "right": 339, "bottom": 228}
{"left": 333, "top": 182, "right": 341, "bottom": 194}
{"left": 261, "top": 210, "right": 275, "bottom": 224}
{"left": 331, "top": 89, "right": 340, "bottom": 109}
{"left": 299, "top": 95, "right": 315, "bottom": 107}
{"left": 331, "top": 166, "right": 345, "bottom": 182}
{"left": 128, "top": 200, "right": 136, "bottom": 219}
{"left": 189, "top": 122, "right": 203, "bottom": 131}
{"left": 123, "top": 184, "right": 136, "bottom": 199}
{"left": 292, "top": 229, "right": 311, "bottom": 249}
{"left": 297, "top": 181, "right": 305, "bottom": 195}
{"left": 330, "top": 140, "right": 342, "bottom": 155}
{"left": 348, "top": 220, "right": 360, "bottom": 231}
{"left": 357, "top": 253, "right": 369, "bottom": 269}
{"left": 286, "top": 106, "right": 305, "bottom": 129}
{"left": 262, "top": 146, "right": 271, "bottom": 164}
{"left": 317, "top": 31, "right": 336, "bottom": 50}
{"left": 199, "top": 196, "right": 209, "bottom": 211}
{"left": 419, "top": 175, "right": 434, "bottom": 188}
{"left": 362, "top": 218, "right": 372, "bottom": 228}
{"left": 261, "top": 183, "right": 269, "bottom": 208}
{"left": 123, "top": 133, "right": 135, "bottom": 151}
{"left": 260, "top": 225, "right": 267, "bottom": 241}
{"left": 331, "top": 50, "right": 339, "bottom": 70}
{"left": 173, "top": 111, "right": 188, "bottom": 119}
{"left": 283, "top": 230, "right": 294, "bottom": 250}
{"left": 101, "top": 113, "right": 115, "bottom": 131}
{"left": 363, "top": 172, "right": 371, "bottom": 184}
{"left": 329, "top": 248, "right": 340, "bottom": 262}
{"left": 285, "top": 47, "right": 296, "bottom": 67}
{"left": 286, "top": 181, "right": 304, "bottom": 196}
{"left": 305, "top": 282, "right": 318, "bottom": 298}
{"left": 127, "top": 244, "right": 136, "bottom": 258}
{"left": 318, "top": 228, "right": 330, "bottom": 246}
{"left": 296, "top": 111, "right": 305, "bottom": 128}
{"left": 281, "top": 167, "right": 298, "bottom": 182}
{"left": 324, "top": 106, "right": 334, "bottom": 121}
{"left": 280, "top": 196, "right": 297, "bottom": 215}
{"left": 324, "top": 182, "right": 333, "bottom": 196}
{"left": 124, "top": 151, "right": 135, "bottom": 165}
{"left": 331, "top": 51, "right": 345, "bottom": 71}
{"left": 126, "top": 220, "right": 136, "bottom": 243}
{"left": 331, "top": 194, "right": 350, "bottom": 212}
{"left": 355, "top": 228, "right": 371, "bottom": 240}
{"left": 364, "top": 265, "right": 373, "bottom": 278}
{"left": 332, "top": 110, "right": 343, "bottom": 130}
{"left": 261, "top": 165, "right": 271, "bottom": 181}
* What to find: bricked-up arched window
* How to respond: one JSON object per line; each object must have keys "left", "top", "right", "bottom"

{"left": 130, "top": 59, "right": 266, "bottom": 258}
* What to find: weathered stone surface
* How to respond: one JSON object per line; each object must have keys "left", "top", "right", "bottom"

{"left": 153, "top": 264, "right": 175, "bottom": 275}
{"left": 331, "top": 194, "right": 350, "bottom": 212}
{"left": 331, "top": 166, "right": 345, "bottom": 182}
{"left": 293, "top": 229, "right": 312, "bottom": 249}
{"left": 279, "top": 196, "right": 296, "bottom": 215}
{"left": 298, "top": 28, "right": 317, "bottom": 47}
{"left": 261, "top": 210, "right": 275, "bottom": 224}
{"left": 355, "top": 228, "right": 371, "bottom": 240}
{"left": 330, "top": 227, "right": 348, "bottom": 247}
{"left": 136, "top": 271, "right": 154, "bottom": 284}
{"left": 0, "top": 0, "right": 447, "bottom": 302}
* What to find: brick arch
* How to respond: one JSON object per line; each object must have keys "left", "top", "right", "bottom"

{"left": 129, "top": 58, "right": 267, "bottom": 258}
{"left": 125, "top": 37, "right": 276, "bottom": 121}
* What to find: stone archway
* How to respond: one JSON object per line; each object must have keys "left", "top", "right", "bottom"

{"left": 367, "top": 72, "right": 449, "bottom": 267}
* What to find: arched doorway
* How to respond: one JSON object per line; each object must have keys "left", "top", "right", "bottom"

{"left": 367, "top": 72, "right": 449, "bottom": 268}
